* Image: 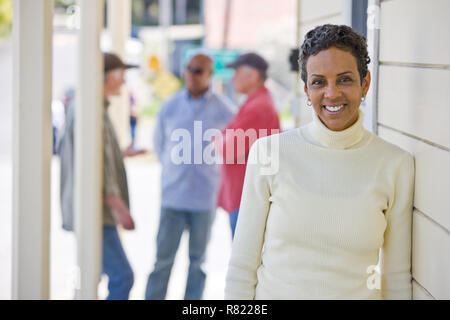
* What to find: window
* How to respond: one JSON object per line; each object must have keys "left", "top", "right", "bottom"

{"left": 132, "top": 0, "right": 160, "bottom": 26}
{"left": 131, "top": 0, "right": 202, "bottom": 27}
{"left": 172, "top": 0, "right": 202, "bottom": 25}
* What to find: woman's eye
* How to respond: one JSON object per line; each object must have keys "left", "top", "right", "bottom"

{"left": 311, "top": 79, "right": 323, "bottom": 86}
{"left": 339, "top": 77, "right": 352, "bottom": 83}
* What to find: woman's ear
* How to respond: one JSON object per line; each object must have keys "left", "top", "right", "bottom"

{"left": 362, "top": 70, "right": 371, "bottom": 97}
{"left": 304, "top": 84, "right": 309, "bottom": 98}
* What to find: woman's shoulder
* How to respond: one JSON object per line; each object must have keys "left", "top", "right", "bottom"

{"left": 365, "top": 133, "right": 415, "bottom": 180}
{"left": 369, "top": 133, "right": 414, "bottom": 162}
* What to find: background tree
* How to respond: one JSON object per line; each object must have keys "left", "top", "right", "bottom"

{"left": 0, "top": 0, "right": 12, "bottom": 38}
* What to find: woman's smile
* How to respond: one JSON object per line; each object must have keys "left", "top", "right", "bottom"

{"left": 323, "top": 104, "right": 347, "bottom": 114}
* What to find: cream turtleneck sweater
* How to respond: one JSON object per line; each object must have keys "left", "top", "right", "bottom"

{"left": 225, "top": 109, "right": 415, "bottom": 300}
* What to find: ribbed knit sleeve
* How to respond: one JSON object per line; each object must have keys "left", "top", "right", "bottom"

{"left": 225, "top": 138, "right": 272, "bottom": 299}
{"left": 381, "top": 153, "right": 415, "bottom": 300}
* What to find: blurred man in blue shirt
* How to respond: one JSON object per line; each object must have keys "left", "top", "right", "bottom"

{"left": 145, "top": 53, "right": 234, "bottom": 300}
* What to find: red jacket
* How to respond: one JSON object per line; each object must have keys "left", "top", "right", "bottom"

{"left": 216, "top": 86, "right": 280, "bottom": 213}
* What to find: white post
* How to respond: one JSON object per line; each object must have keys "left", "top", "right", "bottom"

{"left": 342, "top": 0, "right": 353, "bottom": 27}
{"left": 12, "top": 0, "right": 53, "bottom": 300}
{"left": 159, "top": 0, "right": 173, "bottom": 71}
{"left": 365, "top": 0, "right": 380, "bottom": 134}
{"left": 292, "top": 0, "right": 302, "bottom": 128}
{"left": 75, "top": 0, "right": 104, "bottom": 300}
{"left": 107, "top": 0, "right": 132, "bottom": 149}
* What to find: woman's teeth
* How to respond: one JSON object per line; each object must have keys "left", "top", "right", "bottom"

{"left": 324, "top": 105, "right": 344, "bottom": 112}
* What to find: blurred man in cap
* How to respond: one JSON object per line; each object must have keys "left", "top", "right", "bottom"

{"left": 216, "top": 52, "right": 280, "bottom": 239}
{"left": 59, "top": 52, "right": 144, "bottom": 299}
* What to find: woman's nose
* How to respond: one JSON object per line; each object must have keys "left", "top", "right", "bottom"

{"left": 324, "top": 84, "right": 341, "bottom": 99}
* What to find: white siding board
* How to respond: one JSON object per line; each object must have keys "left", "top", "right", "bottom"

{"left": 412, "top": 210, "right": 450, "bottom": 300}
{"left": 378, "top": 65, "right": 450, "bottom": 149}
{"left": 379, "top": 0, "right": 450, "bottom": 65}
{"left": 378, "top": 126, "right": 450, "bottom": 231}
{"left": 412, "top": 280, "right": 435, "bottom": 300}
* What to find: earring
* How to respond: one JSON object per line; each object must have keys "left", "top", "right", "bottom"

{"left": 361, "top": 96, "right": 366, "bottom": 102}
{"left": 306, "top": 99, "right": 312, "bottom": 106}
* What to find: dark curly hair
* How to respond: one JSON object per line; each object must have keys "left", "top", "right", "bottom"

{"left": 299, "top": 24, "right": 371, "bottom": 86}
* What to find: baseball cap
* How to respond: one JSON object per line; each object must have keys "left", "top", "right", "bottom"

{"left": 226, "top": 52, "right": 268, "bottom": 76}
{"left": 104, "top": 52, "right": 138, "bottom": 74}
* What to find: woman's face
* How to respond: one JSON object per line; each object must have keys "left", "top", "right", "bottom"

{"left": 304, "top": 47, "right": 371, "bottom": 131}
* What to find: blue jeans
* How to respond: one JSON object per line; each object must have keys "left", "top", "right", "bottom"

{"left": 102, "top": 226, "right": 134, "bottom": 300}
{"left": 129, "top": 116, "right": 137, "bottom": 148}
{"left": 229, "top": 208, "right": 239, "bottom": 240}
{"left": 145, "top": 207, "right": 216, "bottom": 300}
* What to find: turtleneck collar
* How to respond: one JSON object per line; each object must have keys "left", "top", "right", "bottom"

{"left": 308, "top": 108, "right": 365, "bottom": 150}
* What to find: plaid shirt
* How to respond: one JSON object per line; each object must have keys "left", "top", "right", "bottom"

{"left": 59, "top": 99, "right": 129, "bottom": 230}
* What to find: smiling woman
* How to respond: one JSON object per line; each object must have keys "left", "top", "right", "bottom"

{"left": 225, "top": 24, "right": 415, "bottom": 300}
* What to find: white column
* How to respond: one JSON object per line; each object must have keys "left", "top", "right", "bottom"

{"left": 159, "top": 0, "right": 173, "bottom": 71}
{"left": 12, "top": 0, "right": 53, "bottom": 300}
{"left": 107, "top": 0, "right": 131, "bottom": 149}
{"left": 365, "top": 0, "right": 380, "bottom": 134}
{"left": 75, "top": 0, "right": 104, "bottom": 300}
{"left": 292, "top": 0, "right": 302, "bottom": 127}
{"left": 342, "top": 0, "right": 353, "bottom": 27}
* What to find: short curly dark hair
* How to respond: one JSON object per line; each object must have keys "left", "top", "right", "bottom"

{"left": 299, "top": 24, "right": 371, "bottom": 86}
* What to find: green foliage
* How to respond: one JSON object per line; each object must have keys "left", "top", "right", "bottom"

{"left": 279, "top": 100, "right": 294, "bottom": 120}
{"left": 54, "top": 0, "right": 76, "bottom": 8}
{"left": 0, "top": 0, "right": 12, "bottom": 38}
{"left": 140, "top": 99, "right": 163, "bottom": 118}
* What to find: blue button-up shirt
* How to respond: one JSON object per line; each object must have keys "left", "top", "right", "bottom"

{"left": 153, "top": 88, "right": 235, "bottom": 212}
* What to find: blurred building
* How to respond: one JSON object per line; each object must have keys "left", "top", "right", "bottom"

{"left": 132, "top": 0, "right": 204, "bottom": 78}
{"left": 204, "top": 0, "right": 298, "bottom": 115}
